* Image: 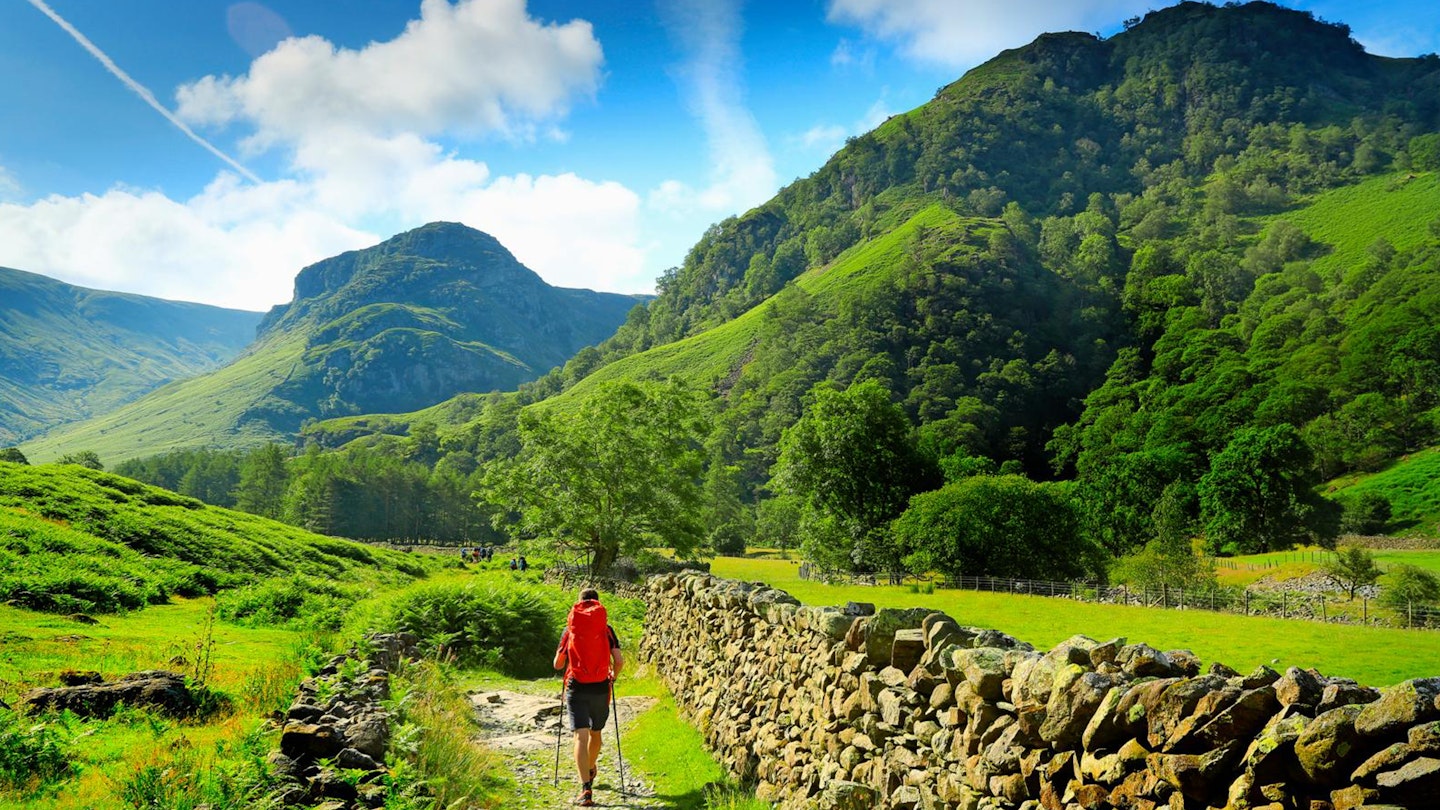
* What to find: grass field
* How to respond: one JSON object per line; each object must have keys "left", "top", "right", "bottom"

{"left": 0, "top": 562, "right": 745, "bottom": 810}
{"left": 710, "top": 557, "right": 1440, "bottom": 686}
{"left": 1325, "top": 446, "right": 1440, "bottom": 537}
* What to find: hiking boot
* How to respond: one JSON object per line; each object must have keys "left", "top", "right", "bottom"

{"left": 574, "top": 788, "right": 594, "bottom": 807}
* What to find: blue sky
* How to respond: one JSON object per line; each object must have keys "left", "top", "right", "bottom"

{"left": 0, "top": 0, "right": 1436, "bottom": 312}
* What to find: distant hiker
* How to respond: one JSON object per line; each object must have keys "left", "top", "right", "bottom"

{"left": 519, "top": 555, "right": 529, "bottom": 571}
{"left": 472, "top": 548, "right": 481, "bottom": 563}
{"left": 459, "top": 547, "right": 469, "bottom": 560}
{"left": 509, "top": 558, "right": 519, "bottom": 571}
{"left": 553, "top": 587, "right": 623, "bottom": 807}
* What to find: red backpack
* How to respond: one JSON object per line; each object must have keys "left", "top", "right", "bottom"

{"left": 565, "top": 600, "right": 611, "bottom": 684}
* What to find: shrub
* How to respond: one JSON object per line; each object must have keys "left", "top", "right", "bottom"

{"left": 0, "top": 710, "right": 72, "bottom": 793}
{"left": 376, "top": 581, "right": 564, "bottom": 675}
{"left": 216, "top": 576, "right": 359, "bottom": 630}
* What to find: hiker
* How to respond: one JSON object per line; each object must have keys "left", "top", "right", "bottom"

{"left": 509, "top": 558, "right": 518, "bottom": 571}
{"left": 518, "top": 555, "right": 529, "bottom": 571}
{"left": 553, "top": 587, "right": 623, "bottom": 807}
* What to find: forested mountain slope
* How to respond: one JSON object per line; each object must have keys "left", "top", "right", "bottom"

{"left": 0, "top": 267, "right": 259, "bottom": 445}
{"left": 124, "top": 2, "right": 1440, "bottom": 559}
{"left": 21, "top": 223, "right": 641, "bottom": 463}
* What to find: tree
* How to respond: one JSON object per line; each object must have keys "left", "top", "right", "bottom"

{"left": 1322, "top": 545, "right": 1382, "bottom": 600}
{"left": 484, "top": 379, "right": 709, "bottom": 573}
{"left": 0, "top": 447, "right": 27, "bottom": 465}
{"left": 772, "top": 380, "right": 937, "bottom": 577}
{"left": 893, "top": 475, "right": 1096, "bottom": 581}
{"left": 1379, "top": 564, "right": 1440, "bottom": 621}
{"left": 1199, "top": 425, "right": 1337, "bottom": 554}
{"left": 55, "top": 450, "right": 103, "bottom": 470}
{"left": 236, "top": 444, "right": 291, "bottom": 520}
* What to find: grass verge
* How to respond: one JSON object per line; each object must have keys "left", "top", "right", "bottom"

{"left": 710, "top": 557, "right": 1440, "bottom": 686}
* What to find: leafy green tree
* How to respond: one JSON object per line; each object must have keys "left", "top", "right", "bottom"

{"left": 1379, "top": 564, "right": 1440, "bottom": 617}
{"left": 484, "top": 379, "right": 709, "bottom": 573}
{"left": 773, "top": 380, "right": 938, "bottom": 577}
{"left": 1338, "top": 491, "right": 1392, "bottom": 535}
{"left": 55, "top": 450, "right": 103, "bottom": 470}
{"left": 1198, "top": 425, "right": 1337, "bottom": 554}
{"left": 753, "top": 495, "right": 803, "bottom": 551}
{"left": 894, "top": 475, "right": 1096, "bottom": 580}
{"left": 236, "top": 444, "right": 291, "bottom": 520}
{"left": 0, "top": 448, "right": 27, "bottom": 464}
{"left": 1323, "top": 545, "right": 1382, "bottom": 600}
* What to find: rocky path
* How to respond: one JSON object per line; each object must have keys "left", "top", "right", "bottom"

{"left": 469, "top": 687, "right": 671, "bottom": 809}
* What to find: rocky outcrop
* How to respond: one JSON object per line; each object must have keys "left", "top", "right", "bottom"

{"left": 642, "top": 572, "right": 1440, "bottom": 810}
{"left": 269, "top": 632, "right": 419, "bottom": 809}
{"left": 22, "top": 670, "right": 206, "bottom": 718}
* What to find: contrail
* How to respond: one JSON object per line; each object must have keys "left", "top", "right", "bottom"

{"left": 26, "top": 0, "right": 263, "bottom": 184}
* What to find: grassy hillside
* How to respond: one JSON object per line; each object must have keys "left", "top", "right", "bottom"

{"left": 19, "top": 331, "right": 308, "bottom": 464}
{"left": 0, "top": 267, "right": 260, "bottom": 446}
{"left": 1325, "top": 446, "right": 1440, "bottom": 536}
{"left": 0, "top": 461, "right": 436, "bottom": 613}
{"left": 19, "top": 223, "right": 640, "bottom": 464}
{"left": 712, "top": 557, "right": 1440, "bottom": 686}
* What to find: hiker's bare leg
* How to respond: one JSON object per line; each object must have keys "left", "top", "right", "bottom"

{"left": 573, "top": 729, "right": 594, "bottom": 784}
{"left": 586, "top": 729, "right": 603, "bottom": 776}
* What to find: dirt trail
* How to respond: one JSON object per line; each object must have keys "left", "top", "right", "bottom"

{"left": 470, "top": 689, "right": 670, "bottom": 809}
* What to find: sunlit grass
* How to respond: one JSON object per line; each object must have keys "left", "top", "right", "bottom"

{"left": 710, "top": 557, "right": 1440, "bottom": 686}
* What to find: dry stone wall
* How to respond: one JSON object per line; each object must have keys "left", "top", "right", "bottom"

{"left": 641, "top": 572, "right": 1440, "bottom": 810}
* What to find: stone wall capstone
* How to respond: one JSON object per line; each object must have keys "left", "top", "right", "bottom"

{"left": 640, "top": 571, "right": 1440, "bottom": 810}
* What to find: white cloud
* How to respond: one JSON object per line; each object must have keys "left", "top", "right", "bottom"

{"left": 650, "top": 0, "right": 778, "bottom": 218}
{"left": 0, "top": 166, "right": 20, "bottom": 201}
{"left": 177, "top": 0, "right": 603, "bottom": 153}
{"left": 794, "top": 98, "right": 894, "bottom": 156}
{"left": 0, "top": 185, "right": 371, "bottom": 310}
{"left": 827, "top": 0, "right": 1152, "bottom": 69}
{"left": 0, "top": 0, "right": 654, "bottom": 308}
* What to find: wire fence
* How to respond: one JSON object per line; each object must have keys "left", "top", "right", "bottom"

{"left": 795, "top": 565, "right": 1440, "bottom": 630}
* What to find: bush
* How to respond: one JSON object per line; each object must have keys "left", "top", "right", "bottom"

{"left": 1380, "top": 564, "right": 1440, "bottom": 612}
{"left": 0, "top": 710, "right": 72, "bottom": 793}
{"left": 376, "top": 582, "right": 564, "bottom": 675}
{"left": 216, "top": 576, "right": 359, "bottom": 630}
{"left": 1339, "top": 491, "right": 1392, "bottom": 534}
{"left": 894, "top": 475, "right": 1100, "bottom": 580}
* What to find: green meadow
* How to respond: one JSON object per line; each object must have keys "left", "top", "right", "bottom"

{"left": 709, "top": 557, "right": 1440, "bottom": 686}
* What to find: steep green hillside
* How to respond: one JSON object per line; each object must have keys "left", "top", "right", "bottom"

{"left": 120, "top": 3, "right": 1440, "bottom": 561}
{"left": 1326, "top": 447, "right": 1440, "bottom": 537}
{"left": 0, "top": 461, "right": 435, "bottom": 613}
{"left": 0, "top": 267, "right": 259, "bottom": 446}
{"left": 21, "top": 223, "right": 641, "bottom": 463}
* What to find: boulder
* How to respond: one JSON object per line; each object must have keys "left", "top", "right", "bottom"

{"left": 1295, "top": 704, "right": 1368, "bottom": 786}
{"left": 1355, "top": 678, "right": 1440, "bottom": 739}
{"left": 864, "top": 608, "right": 932, "bottom": 667}
{"left": 21, "top": 670, "right": 200, "bottom": 718}
{"left": 813, "top": 780, "right": 879, "bottom": 810}
{"left": 281, "top": 722, "right": 345, "bottom": 760}
{"left": 947, "top": 647, "right": 1010, "bottom": 702}
{"left": 1275, "top": 667, "right": 1324, "bottom": 709}
{"left": 1115, "top": 644, "right": 1176, "bottom": 678}
{"left": 1374, "top": 756, "right": 1440, "bottom": 805}
{"left": 1039, "top": 667, "right": 1113, "bottom": 748}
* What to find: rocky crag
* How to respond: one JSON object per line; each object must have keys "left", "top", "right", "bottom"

{"left": 641, "top": 572, "right": 1440, "bottom": 810}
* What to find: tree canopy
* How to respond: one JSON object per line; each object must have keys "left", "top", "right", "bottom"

{"left": 482, "top": 379, "right": 709, "bottom": 572}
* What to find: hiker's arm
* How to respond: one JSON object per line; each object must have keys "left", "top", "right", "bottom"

{"left": 610, "top": 647, "right": 624, "bottom": 678}
{"left": 553, "top": 632, "right": 567, "bottom": 672}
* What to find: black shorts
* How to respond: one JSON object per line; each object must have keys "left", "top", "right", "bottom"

{"left": 566, "top": 680, "right": 610, "bottom": 731}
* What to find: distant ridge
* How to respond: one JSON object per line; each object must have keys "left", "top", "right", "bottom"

{"left": 0, "top": 266, "right": 261, "bottom": 445}
{"left": 20, "top": 222, "right": 642, "bottom": 463}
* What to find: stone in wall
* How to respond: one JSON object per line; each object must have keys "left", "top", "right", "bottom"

{"left": 642, "top": 571, "right": 1440, "bottom": 810}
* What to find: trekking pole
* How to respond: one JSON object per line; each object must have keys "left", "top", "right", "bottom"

{"left": 553, "top": 681, "right": 566, "bottom": 787}
{"left": 610, "top": 680, "right": 627, "bottom": 796}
